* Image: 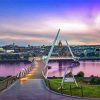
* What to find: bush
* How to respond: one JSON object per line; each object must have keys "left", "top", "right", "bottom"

{"left": 95, "top": 78, "right": 100, "bottom": 84}
{"left": 90, "top": 76, "right": 100, "bottom": 85}
{"left": 90, "top": 77, "right": 95, "bottom": 84}
{"left": 76, "top": 71, "right": 84, "bottom": 77}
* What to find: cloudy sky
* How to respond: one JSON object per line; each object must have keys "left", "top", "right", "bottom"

{"left": 0, "top": 0, "right": 100, "bottom": 46}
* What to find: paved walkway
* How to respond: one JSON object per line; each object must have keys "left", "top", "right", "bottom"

{"left": 0, "top": 59, "right": 99, "bottom": 100}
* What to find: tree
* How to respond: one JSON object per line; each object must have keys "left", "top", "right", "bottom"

{"left": 76, "top": 71, "right": 84, "bottom": 77}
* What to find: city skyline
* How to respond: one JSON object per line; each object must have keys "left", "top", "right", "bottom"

{"left": 0, "top": 0, "right": 100, "bottom": 46}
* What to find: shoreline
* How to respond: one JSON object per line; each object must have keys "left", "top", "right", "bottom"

{"left": 79, "top": 58, "right": 100, "bottom": 61}
{"left": 0, "top": 59, "right": 31, "bottom": 62}
{"left": 49, "top": 58, "right": 100, "bottom": 62}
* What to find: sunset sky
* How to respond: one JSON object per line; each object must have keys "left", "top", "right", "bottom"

{"left": 0, "top": 0, "right": 100, "bottom": 46}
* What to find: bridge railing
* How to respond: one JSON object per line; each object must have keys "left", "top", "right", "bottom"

{"left": 0, "top": 76, "right": 17, "bottom": 92}
{"left": 0, "top": 58, "right": 35, "bottom": 92}
{"left": 16, "top": 61, "right": 34, "bottom": 78}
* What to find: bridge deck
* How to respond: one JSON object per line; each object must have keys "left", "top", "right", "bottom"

{"left": 49, "top": 57, "right": 79, "bottom": 60}
{"left": 0, "top": 58, "right": 96, "bottom": 100}
{"left": 49, "top": 57, "right": 74, "bottom": 60}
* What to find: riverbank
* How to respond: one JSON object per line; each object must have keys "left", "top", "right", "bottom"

{"left": 45, "top": 78, "right": 100, "bottom": 98}
{"left": 0, "top": 56, "right": 34, "bottom": 62}
{"left": 0, "top": 76, "right": 17, "bottom": 92}
{"left": 79, "top": 57, "right": 100, "bottom": 61}
{"left": 0, "top": 76, "right": 11, "bottom": 81}
{"left": 0, "top": 60, "right": 31, "bottom": 63}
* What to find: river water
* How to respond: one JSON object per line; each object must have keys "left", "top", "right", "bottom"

{"left": 0, "top": 60, "right": 100, "bottom": 77}
{"left": 48, "top": 60, "right": 100, "bottom": 77}
{"left": 0, "top": 61, "right": 31, "bottom": 77}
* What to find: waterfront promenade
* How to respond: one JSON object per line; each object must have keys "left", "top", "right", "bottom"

{"left": 0, "top": 58, "right": 99, "bottom": 100}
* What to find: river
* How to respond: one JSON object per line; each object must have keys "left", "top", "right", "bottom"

{"left": 0, "top": 60, "right": 100, "bottom": 77}
{"left": 0, "top": 61, "right": 31, "bottom": 77}
{"left": 48, "top": 60, "right": 100, "bottom": 77}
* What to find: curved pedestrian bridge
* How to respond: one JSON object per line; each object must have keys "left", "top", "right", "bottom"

{"left": 0, "top": 58, "right": 99, "bottom": 100}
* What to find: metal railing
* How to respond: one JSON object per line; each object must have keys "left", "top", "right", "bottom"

{"left": 0, "top": 61, "right": 34, "bottom": 92}
{"left": 16, "top": 61, "right": 34, "bottom": 78}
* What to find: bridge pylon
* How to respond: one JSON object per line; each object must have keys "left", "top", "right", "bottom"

{"left": 42, "top": 29, "right": 79, "bottom": 88}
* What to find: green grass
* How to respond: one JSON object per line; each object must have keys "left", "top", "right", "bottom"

{"left": 45, "top": 79, "right": 100, "bottom": 98}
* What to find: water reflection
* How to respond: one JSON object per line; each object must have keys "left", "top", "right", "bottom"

{"left": 0, "top": 61, "right": 31, "bottom": 77}
{"left": 58, "top": 61, "right": 63, "bottom": 76}
{"left": 48, "top": 60, "right": 100, "bottom": 77}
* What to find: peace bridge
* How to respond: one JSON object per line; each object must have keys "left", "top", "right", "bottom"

{"left": 0, "top": 30, "right": 98, "bottom": 100}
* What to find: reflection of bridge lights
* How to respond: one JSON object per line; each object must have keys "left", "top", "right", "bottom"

{"left": 19, "top": 65, "right": 39, "bottom": 85}
{"left": 20, "top": 74, "right": 32, "bottom": 85}
{"left": 20, "top": 77, "right": 28, "bottom": 81}
{"left": 26, "top": 73, "right": 32, "bottom": 77}
{"left": 20, "top": 77, "right": 28, "bottom": 85}
{"left": 68, "top": 61, "right": 80, "bottom": 68}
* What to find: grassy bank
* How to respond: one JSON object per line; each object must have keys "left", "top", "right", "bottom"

{"left": 0, "top": 76, "right": 17, "bottom": 91}
{"left": 0, "top": 76, "right": 11, "bottom": 81}
{"left": 45, "top": 79, "right": 100, "bottom": 98}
